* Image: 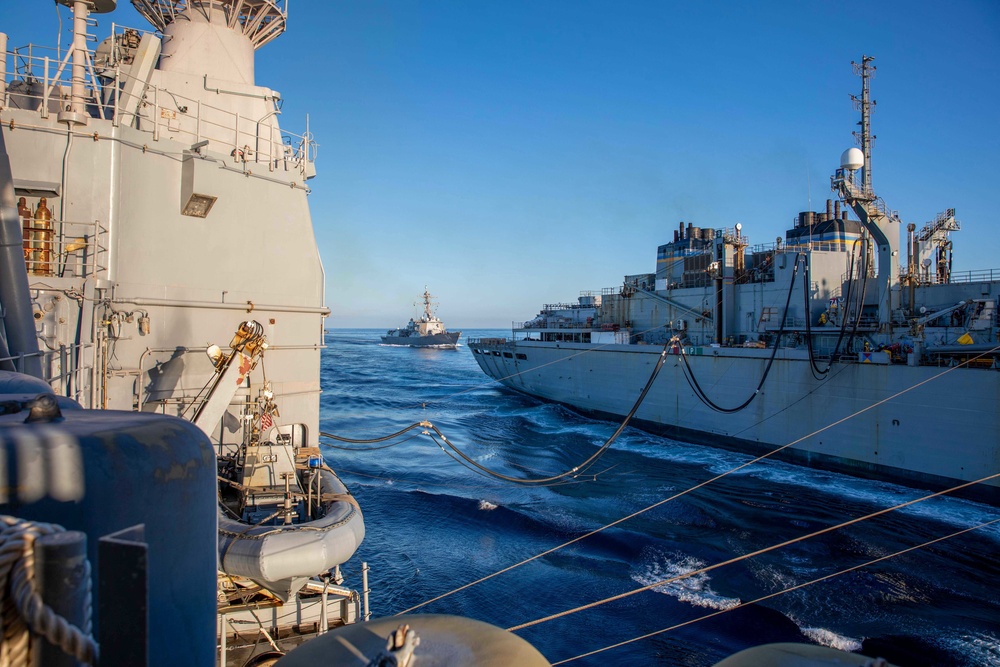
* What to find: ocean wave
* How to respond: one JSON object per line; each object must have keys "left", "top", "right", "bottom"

{"left": 657, "top": 441, "right": 1000, "bottom": 544}
{"left": 936, "top": 630, "right": 1000, "bottom": 666}
{"left": 630, "top": 548, "right": 741, "bottom": 611}
{"left": 478, "top": 499, "right": 498, "bottom": 511}
{"left": 800, "top": 626, "right": 862, "bottom": 652}
{"left": 748, "top": 561, "right": 801, "bottom": 592}
{"left": 627, "top": 435, "right": 756, "bottom": 472}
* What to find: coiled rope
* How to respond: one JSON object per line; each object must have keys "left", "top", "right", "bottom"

{"left": 0, "top": 516, "right": 98, "bottom": 667}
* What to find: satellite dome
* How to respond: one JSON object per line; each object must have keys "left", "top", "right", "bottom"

{"left": 841, "top": 147, "right": 864, "bottom": 171}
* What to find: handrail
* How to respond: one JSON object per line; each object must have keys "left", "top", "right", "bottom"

{"left": 20, "top": 217, "right": 108, "bottom": 279}
{"left": 896, "top": 266, "right": 1000, "bottom": 285}
{"left": 2, "top": 38, "right": 316, "bottom": 174}
{"left": 111, "top": 296, "right": 330, "bottom": 315}
{"left": 0, "top": 349, "right": 44, "bottom": 374}
{"left": 0, "top": 343, "right": 94, "bottom": 403}
{"left": 949, "top": 268, "right": 1000, "bottom": 283}
{"left": 515, "top": 320, "right": 593, "bottom": 331}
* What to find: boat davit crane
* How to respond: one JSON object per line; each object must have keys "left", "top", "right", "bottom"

{"left": 192, "top": 320, "right": 268, "bottom": 436}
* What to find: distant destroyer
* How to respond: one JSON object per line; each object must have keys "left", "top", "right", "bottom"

{"left": 382, "top": 289, "right": 462, "bottom": 348}
{"left": 470, "top": 57, "right": 1000, "bottom": 503}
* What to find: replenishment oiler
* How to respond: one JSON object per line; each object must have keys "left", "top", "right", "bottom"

{"left": 471, "top": 57, "right": 1000, "bottom": 504}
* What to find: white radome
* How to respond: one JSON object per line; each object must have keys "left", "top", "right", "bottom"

{"left": 840, "top": 147, "right": 864, "bottom": 171}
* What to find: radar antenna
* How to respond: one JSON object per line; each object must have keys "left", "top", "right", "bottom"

{"left": 131, "top": 0, "right": 288, "bottom": 48}
{"left": 420, "top": 288, "right": 438, "bottom": 322}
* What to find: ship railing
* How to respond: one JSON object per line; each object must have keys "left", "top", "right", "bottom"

{"left": 870, "top": 196, "right": 901, "bottom": 223}
{"left": 842, "top": 264, "right": 876, "bottom": 284}
{"left": 832, "top": 169, "right": 872, "bottom": 200}
{"left": 0, "top": 36, "right": 317, "bottom": 177}
{"left": 832, "top": 171, "right": 901, "bottom": 222}
{"left": 0, "top": 350, "right": 44, "bottom": 377}
{"left": 514, "top": 320, "right": 593, "bottom": 331}
{"left": 750, "top": 237, "right": 854, "bottom": 256}
{"left": 734, "top": 267, "right": 775, "bottom": 285}
{"left": 467, "top": 337, "right": 508, "bottom": 347}
{"left": 943, "top": 268, "right": 1000, "bottom": 284}
{"left": 0, "top": 343, "right": 95, "bottom": 406}
{"left": 540, "top": 302, "right": 589, "bottom": 311}
{"left": 129, "top": 81, "right": 316, "bottom": 175}
{"left": 749, "top": 242, "right": 775, "bottom": 254}
{"left": 3, "top": 39, "right": 120, "bottom": 122}
{"left": 43, "top": 342, "right": 94, "bottom": 405}
{"left": 760, "top": 316, "right": 807, "bottom": 331}
{"left": 785, "top": 241, "right": 858, "bottom": 253}
{"left": 718, "top": 227, "right": 748, "bottom": 246}
{"left": 896, "top": 266, "right": 1000, "bottom": 286}
{"left": 20, "top": 218, "right": 108, "bottom": 280}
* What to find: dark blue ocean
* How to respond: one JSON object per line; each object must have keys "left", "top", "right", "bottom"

{"left": 320, "top": 329, "right": 1000, "bottom": 666}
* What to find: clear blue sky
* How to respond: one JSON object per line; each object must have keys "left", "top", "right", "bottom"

{"left": 6, "top": 1, "right": 1000, "bottom": 327}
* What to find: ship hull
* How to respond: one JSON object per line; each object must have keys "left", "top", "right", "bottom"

{"left": 470, "top": 340, "right": 1000, "bottom": 503}
{"left": 381, "top": 331, "right": 462, "bottom": 348}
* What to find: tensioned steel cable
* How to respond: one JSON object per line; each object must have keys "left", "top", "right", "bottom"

{"left": 505, "top": 470, "right": 1000, "bottom": 633}
{"left": 398, "top": 344, "right": 1000, "bottom": 615}
{"left": 551, "top": 517, "right": 1000, "bottom": 665}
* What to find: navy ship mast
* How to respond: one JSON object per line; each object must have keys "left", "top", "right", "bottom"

{"left": 832, "top": 55, "right": 901, "bottom": 333}
{"left": 852, "top": 55, "right": 876, "bottom": 193}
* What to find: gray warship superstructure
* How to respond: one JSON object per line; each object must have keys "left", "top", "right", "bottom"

{"left": 1, "top": 1, "right": 366, "bottom": 663}
{"left": 382, "top": 288, "right": 462, "bottom": 347}
{"left": 470, "top": 57, "right": 1000, "bottom": 503}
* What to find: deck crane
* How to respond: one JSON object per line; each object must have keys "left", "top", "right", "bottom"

{"left": 191, "top": 320, "right": 269, "bottom": 436}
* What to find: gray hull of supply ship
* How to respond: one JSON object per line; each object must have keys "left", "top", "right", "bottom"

{"left": 0, "top": 1, "right": 367, "bottom": 663}
{"left": 382, "top": 289, "right": 462, "bottom": 348}
{"left": 470, "top": 57, "right": 1000, "bottom": 504}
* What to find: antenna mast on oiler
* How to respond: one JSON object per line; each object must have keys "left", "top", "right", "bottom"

{"left": 851, "top": 55, "right": 876, "bottom": 193}
{"left": 832, "top": 55, "right": 901, "bottom": 332}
